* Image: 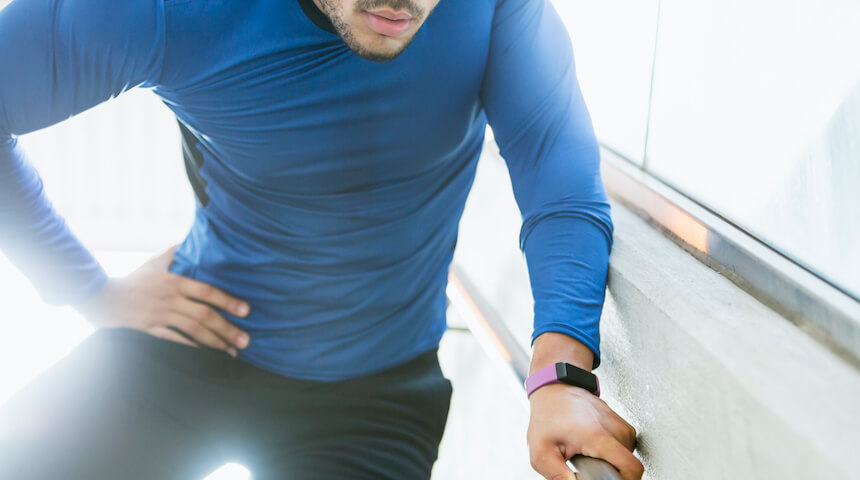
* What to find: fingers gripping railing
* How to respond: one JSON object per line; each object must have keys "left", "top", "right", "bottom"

{"left": 569, "top": 456, "right": 626, "bottom": 480}
{"left": 446, "top": 265, "right": 624, "bottom": 480}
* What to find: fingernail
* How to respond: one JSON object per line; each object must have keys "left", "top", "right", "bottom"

{"left": 236, "top": 303, "right": 250, "bottom": 317}
{"left": 237, "top": 334, "right": 250, "bottom": 349}
{"left": 227, "top": 348, "right": 238, "bottom": 358}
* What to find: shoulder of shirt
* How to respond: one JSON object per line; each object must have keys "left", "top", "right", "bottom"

{"left": 53, "top": 0, "right": 164, "bottom": 51}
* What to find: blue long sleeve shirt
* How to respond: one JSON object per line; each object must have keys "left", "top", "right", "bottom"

{"left": 0, "top": 0, "right": 612, "bottom": 380}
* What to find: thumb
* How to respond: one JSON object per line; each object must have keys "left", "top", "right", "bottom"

{"left": 532, "top": 448, "right": 577, "bottom": 480}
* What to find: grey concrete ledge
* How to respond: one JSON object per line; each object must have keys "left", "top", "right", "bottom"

{"left": 602, "top": 202, "right": 860, "bottom": 480}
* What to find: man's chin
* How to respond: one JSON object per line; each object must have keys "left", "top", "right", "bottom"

{"left": 348, "top": 38, "right": 414, "bottom": 62}
{"left": 338, "top": 25, "right": 418, "bottom": 62}
{"left": 353, "top": 46, "right": 408, "bottom": 62}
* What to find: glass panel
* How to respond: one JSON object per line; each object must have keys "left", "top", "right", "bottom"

{"left": 646, "top": 0, "right": 860, "bottom": 298}
{"left": 552, "top": 0, "right": 659, "bottom": 165}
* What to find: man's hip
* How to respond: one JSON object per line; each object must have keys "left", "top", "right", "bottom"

{"left": 0, "top": 327, "right": 453, "bottom": 480}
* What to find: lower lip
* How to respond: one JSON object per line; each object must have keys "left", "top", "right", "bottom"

{"left": 363, "top": 11, "right": 413, "bottom": 37}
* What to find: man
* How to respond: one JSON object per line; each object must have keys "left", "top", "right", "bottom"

{"left": 0, "top": 0, "right": 643, "bottom": 477}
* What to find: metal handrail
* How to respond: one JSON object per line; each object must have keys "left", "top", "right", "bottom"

{"left": 446, "top": 265, "right": 624, "bottom": 480}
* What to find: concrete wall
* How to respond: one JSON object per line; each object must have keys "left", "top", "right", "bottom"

{"left": 601, "top": 205, "right": 860, "bottom": 479}
{"left": 453, "top": 140, "right": 860, "bottom": 479}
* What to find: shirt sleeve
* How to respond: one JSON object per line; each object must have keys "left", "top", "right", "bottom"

{"left": 0, "top": 0, "right": 165, "bottom": 304}
{"left": 480, "top": 0, "right": 612, "bottom": 367}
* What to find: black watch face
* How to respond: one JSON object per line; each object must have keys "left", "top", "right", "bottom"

{"left": 556, "top": 362, "right": 599, "bottom": 394}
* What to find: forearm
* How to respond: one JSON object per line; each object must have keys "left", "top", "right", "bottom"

{"left": 0, "top": 137, "right": 108, "bottom": 304}
{"left": 530, "top": 332, "right": 595, "bottom": 374}
{"left": 524, "top": 206, "right": 611, "bottom": 369}
{"left": 0, "top": 0, "right": 165, "bottom": 305}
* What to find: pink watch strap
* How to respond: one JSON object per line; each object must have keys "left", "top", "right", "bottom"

{"left": 525, "top": 363, "right": 562, "bottom": 398}
{"left": 525, "top": 363, "right": 601, "bottom": 398}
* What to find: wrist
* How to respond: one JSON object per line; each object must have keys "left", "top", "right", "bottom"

{"left": 527, "top": 381, "right": 591, "bottom": 403}
{"left": 525, "top": 361, "right": 600, "bottom": 398}
{"left": 72, "top": 277, "right": 117, "bottom": 328}
{"left": 530, "top": 332, "right": 595, "bottom": 374}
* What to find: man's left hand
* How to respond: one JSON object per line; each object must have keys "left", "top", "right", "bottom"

{"left": 527, "top": 382, "right": 643, "bottom": 480}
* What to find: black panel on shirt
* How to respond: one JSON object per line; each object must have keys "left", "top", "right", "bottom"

{"left": 297, "top": 0, "right": 337, "bottom": 34}
{"left": 177, "top": 120, "right": 210, "bottom": 208}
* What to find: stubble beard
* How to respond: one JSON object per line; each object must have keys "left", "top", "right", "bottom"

{"left": 316, "top": 0, "right": 424, "bottom": 62}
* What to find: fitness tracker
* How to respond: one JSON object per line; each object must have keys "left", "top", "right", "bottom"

{"left": 525, "top": 362, "right": 600, "bottom": 398}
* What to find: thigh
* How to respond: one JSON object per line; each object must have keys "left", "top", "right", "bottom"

{"left": 248, "top": 350, "right": 453, "bottom": 480}
{"left": 0, "top": 328, "right": 230, "bottom": 480}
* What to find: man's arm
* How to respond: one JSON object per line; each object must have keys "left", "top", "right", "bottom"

{"left": 0, "top": 0, "right": 165, "bottom": 304}
{"left": 0, "top": 0, "right": 251, "bottom": 353}
{"left": 480, "top": 0, "right": 643, "bottom": 479}
{"left": 481, "top": 0, "right": 612, "bottom": 367}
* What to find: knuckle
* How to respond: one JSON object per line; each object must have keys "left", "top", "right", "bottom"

{"left": 583, "top": 431, "right": 614, "bottom": 453}
{"left": 166, "top": 275, "right": 180, "bottom": 289}
{"left": 214, "top": 317, "right": 235, "bottom": 334}
{"left": 580, "top": 426, "right": 607, "bottom": 442}
{"left": 204, "top": 307, "right": 220, "bottom": 321}
{"left": 627, "top": 426, "right": 638, "bottom": 445}
{"left": 528, "top": 450, "right": 551, "bottom": 471}
{"left": 198, "top": 283, "right": 217, "bottom": 299}
{"left": 186, "top": 322, "right": 203, "bottom": 335}
{"left": 161, "top": 287, "right": 177, "bottom": 302}
{"left": 192, "top": 303, "right": 210, "bottom": 320}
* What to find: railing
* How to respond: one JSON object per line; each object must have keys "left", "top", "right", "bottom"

{"left": 446, "top": 265, "right": 624, "bottom": 480}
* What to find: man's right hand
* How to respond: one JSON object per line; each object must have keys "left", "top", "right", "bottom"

{"left": 74, "top": 246, "right": 251, "bottom": 357}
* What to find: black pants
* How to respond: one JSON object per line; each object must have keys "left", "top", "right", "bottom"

{"left": 0, "top": 328, "right": 452, "bottom": 480}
